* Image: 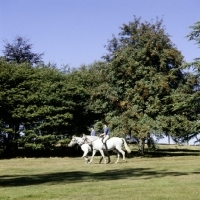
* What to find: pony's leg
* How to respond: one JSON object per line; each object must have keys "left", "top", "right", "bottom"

{"left": 113, "top": 150, "right": 120, "bottom": 164}
{"left": 88, "top": 149, "right": 97, "bottom": 164}
{"left": 99, "top": 156, "right": 103, "bottom": 164}
{"left": 99, "top": 151, "right": 110, "bottom": 164}
{"left": 104, "top": 151, "right": 111, "bottom": 163}
{"left": 99, "top": 150, "right": 107, "bottom": 164}
{"left": 82, "top": 150, "right": 89, "bottom": 163}
{"left": 117, "top": 149, "right": 127, "bottom": 162}
{"left": 83, "top": 156, "right": 90, "bottom": 163}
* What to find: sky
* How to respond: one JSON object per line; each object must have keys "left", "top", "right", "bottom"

{"left": 0, "top": 0, "right": 200, "bottom": 69}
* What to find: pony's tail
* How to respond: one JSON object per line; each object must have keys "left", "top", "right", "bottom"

{"left": 121, "top": 138, "right": 131, "bottom": 153}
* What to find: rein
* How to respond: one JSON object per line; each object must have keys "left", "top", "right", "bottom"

{"left": 83, "top": 136, "right": 99, "bottom": 144}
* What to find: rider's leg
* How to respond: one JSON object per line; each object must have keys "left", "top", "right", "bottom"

{"left": 103, "top": 135, "right": 109, "bottom": 149}
{"left": 103, "top": 135, "right": 109, "bottom": 143}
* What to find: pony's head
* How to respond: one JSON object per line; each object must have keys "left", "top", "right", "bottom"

{"left": 68, "top": 136, "right": 84, "bottom": 147}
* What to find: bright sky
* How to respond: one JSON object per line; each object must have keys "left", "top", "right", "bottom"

{"left": 0, "top": 0, "right": 199, "bottom": 68}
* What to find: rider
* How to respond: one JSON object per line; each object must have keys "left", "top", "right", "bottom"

{"left": 90, "top": 125, "right": 96, "bottom": 136}
{"left": 100, "top": 122, "right": 110, "bottom": 147}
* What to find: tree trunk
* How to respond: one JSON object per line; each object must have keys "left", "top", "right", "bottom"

{"left": 138, "top": 138, "right": 145, "bottom": 155}
{"left": 147, "top": 133, "right": 151, "bottom": 150}
{"left": 168, "top": 134, "right": 170, "bottom": 145}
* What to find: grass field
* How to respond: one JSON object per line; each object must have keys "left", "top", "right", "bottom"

{"left": 0, "top": 145, "right": 200, "bottom": 200}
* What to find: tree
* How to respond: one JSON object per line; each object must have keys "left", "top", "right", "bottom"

{"left": 66, "top": 62, "right": 107, "bottom": 129}
{"left": 2, "top": 36, "right": 44, "bottom": 65}
{"left": 89, "top": 17, "right": 194, "bottom": 154}
{"left": 0, "top": 59, "right": 90, "bottom": 155}
{"left": 174, "top": 21, "right": 200, "bottom": 144}
{"left": 187, "top": 21, "right": 200, "bottom": 48}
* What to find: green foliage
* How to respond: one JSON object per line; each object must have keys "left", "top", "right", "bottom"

{"left": 89, "top": 17, "right": 199, "bottom": 152}
{"left": 166, "top": 20, "right": 200, "bottom": 144}
{"left": 23, "top": 134, "right": 57, "bottom": 150}
{"left": 187, "top": 21, "right": 200, "bottom": 48}
{"left": 58, "top": 138, "right": 71, "bottom": 147}
{"left": 0, "top": 60, "right": 90, "bottom": 152}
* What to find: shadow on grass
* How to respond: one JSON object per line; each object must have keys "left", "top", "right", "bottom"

{"left": 1, "top": 167, "right": 200, "bottom": 187}
{"left": 133, "top": 152, "right": 200, "bottom": 157}
{"left": 127, "top": 146, "right": 200, "bottom": 158}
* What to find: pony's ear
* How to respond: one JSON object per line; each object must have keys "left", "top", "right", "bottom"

{"left": 83, "top": 134, "right": 85, "bottom": 137}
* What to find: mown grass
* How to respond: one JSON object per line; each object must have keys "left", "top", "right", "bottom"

{"left": 0, "top": 146, "right": 200, "bottom": 200}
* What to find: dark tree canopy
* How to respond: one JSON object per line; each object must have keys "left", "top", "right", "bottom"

{"left": 0, "top": 59, "right": 91, "bottom": 153}
{"left": 2, "top": 36, "right": 44, "bottom": 65}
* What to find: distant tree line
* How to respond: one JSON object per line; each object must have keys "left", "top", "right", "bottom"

{"left": 0, "top": 18, "right": 199, "bottom": 157}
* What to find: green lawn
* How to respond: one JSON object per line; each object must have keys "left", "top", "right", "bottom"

{"left": 0, "top": 147, "right": 200, "bottom": 200}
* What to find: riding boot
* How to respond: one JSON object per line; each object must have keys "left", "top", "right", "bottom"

{"left": 103, "top": 143, "right": 108, "bottom": 150}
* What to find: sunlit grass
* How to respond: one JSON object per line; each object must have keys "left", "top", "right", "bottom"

{"left": 0, "top": 148, "right": 200, "bottom": 200}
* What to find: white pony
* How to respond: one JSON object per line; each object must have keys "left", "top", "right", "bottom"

{"left": 82, "top": 135, "right": 131, "bottom": 164}
{"left": 68, "top": 136, "right": 110, "bottom": 163}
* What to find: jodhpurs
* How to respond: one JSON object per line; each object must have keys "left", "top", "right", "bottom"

{"left": 103, "top": 135, "right": 110, "bottom": 143}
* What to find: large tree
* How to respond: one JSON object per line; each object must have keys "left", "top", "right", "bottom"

{"left": 2, "top": 36, "right": 44, "bottom": 65}
{"left": 89, "top": 17, "right": 196, "bottom": 153}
